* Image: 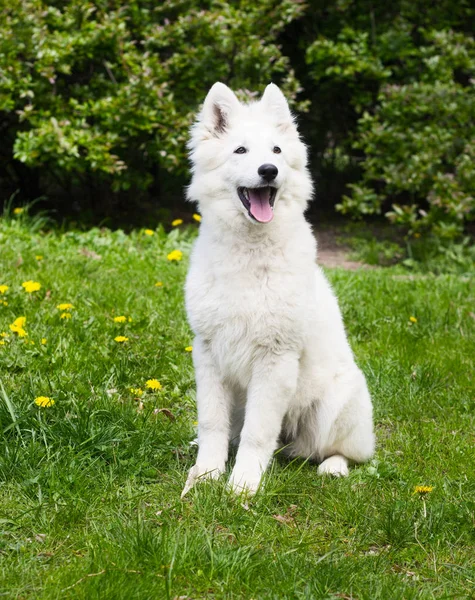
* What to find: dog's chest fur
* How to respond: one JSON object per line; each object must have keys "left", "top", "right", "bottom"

{"left": 186, "top": 221, "right": 316, "bottom": 386}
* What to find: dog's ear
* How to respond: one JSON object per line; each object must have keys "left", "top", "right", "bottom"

{"left": 201, "top": 82, "right": 240, "bottom": 136}
{"left": 261, "top": 83, "right": 294, "bottom": 128}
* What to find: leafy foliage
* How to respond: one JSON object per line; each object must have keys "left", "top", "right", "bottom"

{"left": 336, "top": 31, "right": 475, "bottom": 237}
{"left": 1, "top": 0, "right": 474, "bottom": 238}
{"left": 0, "top": 0, "right": 303, "bottom": 195}
{"left": 303, "top": 1, "right": 474, "bottom": 236}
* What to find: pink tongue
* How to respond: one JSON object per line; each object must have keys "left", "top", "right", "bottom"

{"left": 248, "top": 188, "right": 273, "bottom": 223}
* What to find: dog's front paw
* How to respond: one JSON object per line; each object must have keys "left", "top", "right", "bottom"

{"left": 181, "top": 463, "right": 223, "bottom": 498}
{"left": 228, "top": 468, "right": 262, "bottom": 496}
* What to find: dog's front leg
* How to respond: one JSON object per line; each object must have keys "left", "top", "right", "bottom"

{"left": 229, "top": 352, "right": 299, "bottom": 495}
{"left": 181, "top": 340, "right": 231, "bottom": 498}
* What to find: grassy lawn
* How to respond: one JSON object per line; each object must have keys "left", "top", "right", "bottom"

{"left": 0, "top": 211, "right": 474, "bottom": 599}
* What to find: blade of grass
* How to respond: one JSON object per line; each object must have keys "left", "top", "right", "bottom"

{"left": 0, "top": 379, "right": 24, "bottom": 444}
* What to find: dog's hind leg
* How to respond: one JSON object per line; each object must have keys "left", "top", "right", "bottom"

{"left": 287, "top": 367, "right": 374, "bottom": 477}
{"left": 317, "top": 454, "right": 349, "bottom": 477}
{"left": 316, "top": 368, "right": 375, "bottom": 474}
{"left": 182, "top": 339, "right": 232, "bottom": 497}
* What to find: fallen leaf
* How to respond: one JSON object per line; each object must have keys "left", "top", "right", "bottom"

{"left": 272, "top": 513, "right": 295, "bottom": 525}
{"left": 272, "top": 504, "right": 298, "bottom": 526}
{"left": 153, "top": 408, "right": 175, "bottom": 421}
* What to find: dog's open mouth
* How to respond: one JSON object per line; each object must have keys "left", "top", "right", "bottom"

{"left": 237, "top": 186, "right": 277, "bottom": 223}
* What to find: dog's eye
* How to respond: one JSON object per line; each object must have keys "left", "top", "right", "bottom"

{"left": 273, "top": 146, "right": 282, "bottom": 154}
{"left": 234, "top": 147, "right": 247, "bottom": 154}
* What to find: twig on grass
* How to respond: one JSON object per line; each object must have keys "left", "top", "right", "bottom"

{"left": 61, "top": 569, "right": 106, "bottom": 592}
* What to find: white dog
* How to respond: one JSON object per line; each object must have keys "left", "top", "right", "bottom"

{"left": 182, "top": 82, "right": 374, "bottom": 497}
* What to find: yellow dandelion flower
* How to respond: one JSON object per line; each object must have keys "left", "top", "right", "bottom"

{"left": 41, "top": 338, "right": 47, "bottom": 345}
{"left": 185, "top": 346, "right": 193, "bottom": 352}
{"left": 130, "top": 387, "right": 144, "bottom": 397}
{"left": 171, "top": 219, "right": 183, "bottom": 227}
{"left": 0, "top": 341, "right": 5, "bottom": 346}
{"left": 2, "top": 301, "right": 8, "bottom": 306}
{"left": 114, "top": 316, "right": 127, "bottom": 323}
{"left": 145, "top": 379, "right": 162, "bottom": 391}
{"left": 34, "top": 396, "right": 55, "bottom": 408}
{"left": 128, "top": 317, "right": 133, "bottom": 322}
{"left": 144, "top": 229, "right": 154, "bottom": 236}
{"left": 0, "top": 285, "right": 8, "bottom": 294}
{"left": 193, "top": 213, "right": 202, "bottom": 223}
{"left": 60, "top": 312, "right": 72, "bottom": 319}
{"left": 9, "top": 317, "right": 28, "bottom": 337}
{"left": 167, "top": 250, "right": 183, "bottom": 262}
{"left": 409, "top": 316, "right": 417, "bottom": 323}
{"left": 0, "top": 332, "right": 9, "bottom": 338}
{"left": 21, "top": 280, "right": 41, "bottom": 293}
{"left": 414, "top": 485, "right": 433, "bottom": 495}
{"left": 155, "top": 281, "right": 163, "bottom": 287}
{"left": 10, "top": 327, "right": 27, "bottom": 337}
{"left": 35, "top": 255, "right": 43, "bottom": 261}
{"left": 57, "top": 303, "right": 74, "bottom": 311}
{"left": 13, "top": 207, "right": 24, "bottom": 215}
{"left": 114, "top": 335, "right": 129, "bottom": 343}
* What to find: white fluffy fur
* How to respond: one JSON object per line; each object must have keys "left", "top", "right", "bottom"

{"left": 182, "top": 82, "right": 374, "bottom": 497}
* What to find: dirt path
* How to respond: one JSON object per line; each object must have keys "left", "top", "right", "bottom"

{"left": 314, "top": 227, "right": 367, "bottom": 270}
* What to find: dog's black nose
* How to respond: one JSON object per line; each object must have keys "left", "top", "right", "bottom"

{"left": 258, "top": 163, "right": 278, "bottom": 182}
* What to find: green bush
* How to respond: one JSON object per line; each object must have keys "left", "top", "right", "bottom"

{"left": 303, "top": 2, "right": 474, "bottom": 237}
{"left": 337, "top": 31, "right": 475, "bottom": 237}
{"left": 0, "top": 0, "right": 303, "bottom": 195}
{"left": 0, "top": 0, "right": 474, "bottom": 239}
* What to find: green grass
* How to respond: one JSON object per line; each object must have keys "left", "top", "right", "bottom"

{"left": 0, "top": 211, "right": 474, "bottom": 599}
